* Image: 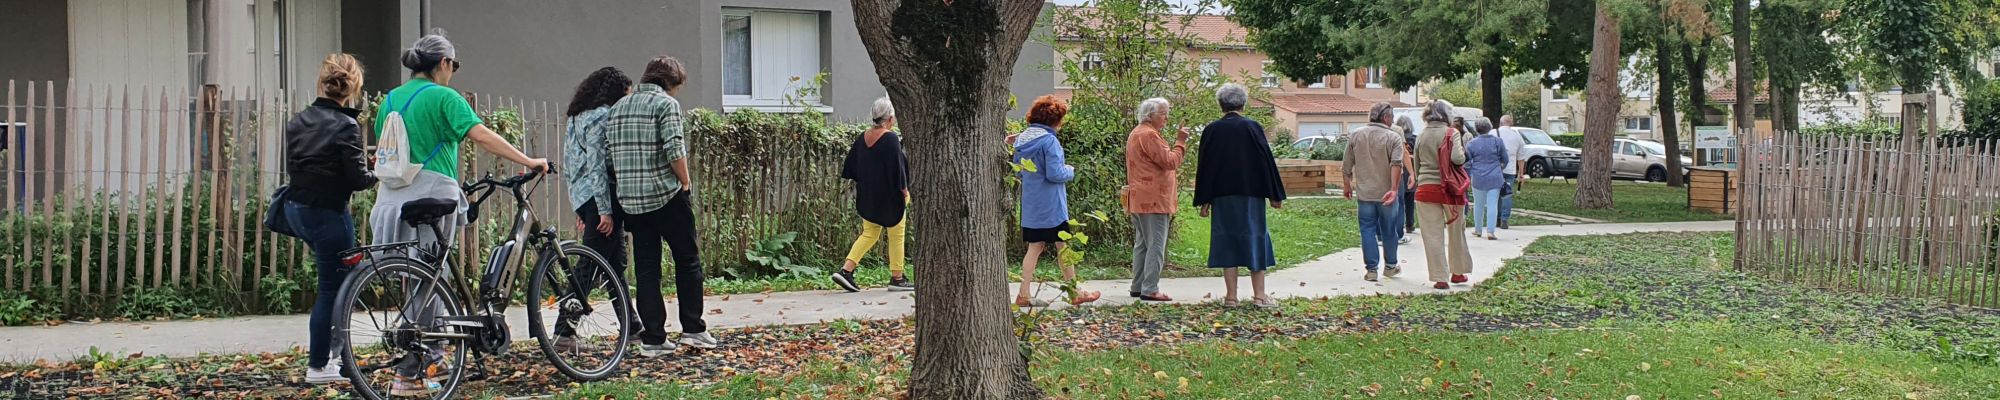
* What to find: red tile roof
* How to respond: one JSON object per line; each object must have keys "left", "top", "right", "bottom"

{"left": 1709, "top": 85, "right": 1770, "bottom": 104}
{"left": 1053, "top": 8, "right": 1251, "bottom": 47}
{"left": 1268, "top": 94, "right": 1408, "bottom": 115}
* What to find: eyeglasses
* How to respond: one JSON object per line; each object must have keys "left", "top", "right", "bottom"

{"left": 448, "top": 58, "right": 462, "bottom": 72}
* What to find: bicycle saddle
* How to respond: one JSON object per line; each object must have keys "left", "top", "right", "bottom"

{"left": 400, "top": 198, "right": 460, "bottom": 228}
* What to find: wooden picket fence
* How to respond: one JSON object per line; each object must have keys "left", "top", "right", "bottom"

{"left": 0, "top": 79, "right": 871, "bottom": 315}
{"left": 0, "top": 79, "right": 576, "bottom": 314}
{"left": 1736, "top": 130, "right": 2000, "bottom": 308}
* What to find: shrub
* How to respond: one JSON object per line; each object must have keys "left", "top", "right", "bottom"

{"left": 0, "top": 291, "right": 62, "bottom": 326}
{"left": 1551, "top": 133, "right": 1585, "bottom": 148}
{"left": 115, "top": 287, "right": 223, "bottom": 320}
{"left": 684, "top": 108, "right": 862, "bottom": 279}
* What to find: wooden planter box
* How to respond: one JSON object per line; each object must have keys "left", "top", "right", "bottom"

{"left": 1276, "top": 159, "right": 1330, "bottom": 196}
{"left": 1687, "top": 166, "right": 1738, "bottom": 215}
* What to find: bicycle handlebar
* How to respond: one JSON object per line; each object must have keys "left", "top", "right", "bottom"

{"left": 461, "top": 168, "right": 549, "bottom": 222}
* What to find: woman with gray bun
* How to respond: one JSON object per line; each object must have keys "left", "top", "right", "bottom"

{"left": 365, "top": 31, "right": 550, "bottom": 397}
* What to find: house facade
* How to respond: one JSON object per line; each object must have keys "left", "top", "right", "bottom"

{"left": 1541, "top": 55, "right": 1995, "bottom": 142}
{"left": 0, "top": 0, "right": 1056, "bottom": 201}
{"left": 1048, "top": 13, "right": 1417, "bottom": 141}
{"left": 430, "top": 0, "right": 1053, "bottom": 121}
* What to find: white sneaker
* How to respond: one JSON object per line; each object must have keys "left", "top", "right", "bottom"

{"left": 635, "top": 341, "right": 679, "bottom": 358}
{"left": 679, "top": 332, "right": 720, "bottom": 349}
{"left": 304, "top": 365, "right": 344, "bottom": 384}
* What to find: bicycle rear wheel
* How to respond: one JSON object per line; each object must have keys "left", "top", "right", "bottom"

{"left": 527, "top": 242, "right": 633, "bottom": 381}
{"left": 336, "top": 257, "right": 471, "bottom": 399}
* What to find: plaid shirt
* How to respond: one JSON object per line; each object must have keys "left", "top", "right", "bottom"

{"left": 605, "top": 84, "right": 686, "bottom": 215}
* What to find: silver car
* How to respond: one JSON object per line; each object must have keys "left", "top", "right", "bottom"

{"left": 1611, "top": 139, "right": 1694, "bottom": 182}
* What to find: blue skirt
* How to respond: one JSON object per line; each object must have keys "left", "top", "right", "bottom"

{"left": 1207, "top": 195, "right": 1276, "bottom": 271}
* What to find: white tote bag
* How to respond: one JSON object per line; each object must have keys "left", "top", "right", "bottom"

{"left": 373, "top": 84, "right": 439, "bottom": 189}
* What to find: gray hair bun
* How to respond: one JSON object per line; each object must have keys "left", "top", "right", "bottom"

{"left": 401, "top": 31, "right": 457, "bottom": 72}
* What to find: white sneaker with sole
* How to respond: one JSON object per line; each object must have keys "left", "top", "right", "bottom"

{"left": 679, "top": 332, "right": 720, "bottom": 349}
{"left": 304, "top": 365, "right": 344, "bottom": 384}
{"left": 635, "top": 341, "right": 679, "bottom": 358}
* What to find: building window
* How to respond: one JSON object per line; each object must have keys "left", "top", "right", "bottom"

{"left": 187, "top": 0, "right": 210, "bottom": 93}
{"left": 1878, "top": 114, "right": 1902, "bottom": 127}
{"left": 721, "top": 9, "right": 824, "bottom": 107}
{"left": 1198, "top": 59, "right": 1221, "bottom": 86}
{"left": 1361, "top": 67, "right": 1384, "bottom": 88}
{"left": 1307, "top": 75, "right": 1330, "bottom": 89}
{"left": 1623, "top": 116, "right": 1654, "bottom": 132}
{"left": 1260, "top": 61, "right": 1277, "bottom": 88}
{"left": 1081, "top": 52, "right": 1106, "bottom": 72}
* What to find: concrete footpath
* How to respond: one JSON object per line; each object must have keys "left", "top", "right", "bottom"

{"left": 0, "top": 221, "right": 1732, "bottom": 363}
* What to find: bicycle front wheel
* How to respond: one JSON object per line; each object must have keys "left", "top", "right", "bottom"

{"left": 527, "top": 242, "right": 633, "bottom": 381}
{"left": 336, "top": 257, "right": 471, "bottom": 400}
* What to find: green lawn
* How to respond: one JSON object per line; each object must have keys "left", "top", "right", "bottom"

{"left": 556, "top": 232, "right": 2000, "bottom": 399}
{"left": 1510, "top": 179, "right": 1734, "bottom": 223}
{"left": 565, "top": 322, "right": 1998, "bottom": 399}
{"left": 25, "top": 232, "right": 2000, "bottom": 398}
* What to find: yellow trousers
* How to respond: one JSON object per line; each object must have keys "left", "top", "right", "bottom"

{"left": 845, "top": 219, "right": 906, "bottom": 275}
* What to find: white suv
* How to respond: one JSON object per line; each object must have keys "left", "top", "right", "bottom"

{"left": 1511, "top": 127, "right": 1582, "bottom": 178}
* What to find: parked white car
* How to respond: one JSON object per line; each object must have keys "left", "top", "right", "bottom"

{"left": 1511, "top": 127, "right": 1582, "bottom": 179}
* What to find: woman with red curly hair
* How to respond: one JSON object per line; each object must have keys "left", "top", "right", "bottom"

{"left": 1010, "top": 95, "right": 1101, "bottom": 307}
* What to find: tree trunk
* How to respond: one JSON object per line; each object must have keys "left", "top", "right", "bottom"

{"left": 1731, "top": 0, "right": 1754, "bottom": 135}
{"left": 850, "top": 1, "right": 1043, "bottom": 399}
{"left": 1771, "top": 83, "right": 1798, "bottom": 132}
{"left": 1680, "top": 39, "right": 1711, "bottom": 126}
{"left": 1481, "top": 56, "right": 1504, "bottom": 119}
{"left": 1655, "top": 42, "right": 1686, "bottom": 187}
{"left": 1577, "top": 4, "right": 1620, "bottom": 209}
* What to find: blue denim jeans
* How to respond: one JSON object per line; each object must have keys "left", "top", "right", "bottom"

{"left": 1473, "top": 188, "right": 1501, "bottom": 235}
{"left": 1357, "top": 200, "right": 1402, "bottom": 270}
{"left": 1500, "top": 174, "right": 1516, "bottom": 225}
{"left": 284, "top": 200, "right": 357, "bottom": 369}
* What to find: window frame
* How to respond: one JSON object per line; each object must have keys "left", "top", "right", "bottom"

{"left": 720, "top": 8, "right": 829, "bottom": 113}
{"left": 1622, "top": 116, "right": 1654, "bottom": 132}
{"left": 721, "top": 10, "right": 755, "bottom": 101}
{"left": 1198, "top": 58, "right": 1221, "bottom": 87}
{"left": 1260, "top": 61, "right": 1277, "bottom": 88}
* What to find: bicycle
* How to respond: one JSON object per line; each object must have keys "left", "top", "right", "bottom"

{"left": 332, "top": 170, "right": 634, "bottom": 399}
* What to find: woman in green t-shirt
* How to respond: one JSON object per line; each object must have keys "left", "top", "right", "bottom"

{"left": 366, "top": 31, "right": 549, "bottom": 397}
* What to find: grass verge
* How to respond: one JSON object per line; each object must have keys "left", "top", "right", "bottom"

{"left": 1509, "top": 179, "right": 1734, "bottom": 223}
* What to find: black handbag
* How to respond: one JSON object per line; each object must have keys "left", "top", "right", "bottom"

{"left": 265, "top": 186, "right": 297, "bottom": 238}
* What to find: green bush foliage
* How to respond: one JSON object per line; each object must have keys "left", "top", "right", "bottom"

{"left": 1551, "top": 133, "right": 1585, "bottom": 148}
{"left": 1039, "top": 0, "right": 1282, "bottom": 248}
{"left": 684, "top": 108, "right": 865, "bottom": 279}
{"left": 0, "top": 291, "right": 62, "bottom": 326}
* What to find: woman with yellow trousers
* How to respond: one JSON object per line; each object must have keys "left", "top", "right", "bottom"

{"left": 831, "top": 97, "right": 915, "bottom": 292}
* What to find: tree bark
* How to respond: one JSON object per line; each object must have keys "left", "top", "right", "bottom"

{"left": 1481, "top": 54, "right": 1505, "bottom": 119}
{"left": 1655, "top": 40, "right": 1686, "bottom": 187}
{"left": 1680, "top": 39, "right": 1711, "bottom": 126}
{"left": 1577, "top": 4, "right": 1621, "bottom": 209}
{"left": 850, "top": 1, "right": 1043, "bottom": 399}
{"left": 1731, "top": 0, "right": 1753, "bottom": 135}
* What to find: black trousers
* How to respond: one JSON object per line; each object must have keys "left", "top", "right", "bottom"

{"left": 624, "top": 191, "right": 707, "bottom": 344}
{"left": 557, "top": 200, "right": 629, "bottom": 337}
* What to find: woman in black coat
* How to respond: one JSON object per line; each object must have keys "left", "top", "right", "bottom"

{"left": 1192, "top": 84, "right": 1286, "bottom": 309}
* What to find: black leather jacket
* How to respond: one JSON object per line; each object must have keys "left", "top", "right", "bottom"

{"left": 284, "top": 98, "right": 377, "bottom": 210}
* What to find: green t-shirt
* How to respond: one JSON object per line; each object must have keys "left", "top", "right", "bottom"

{"left": 375, "top": 78, "right": 482, "bottom": 180}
